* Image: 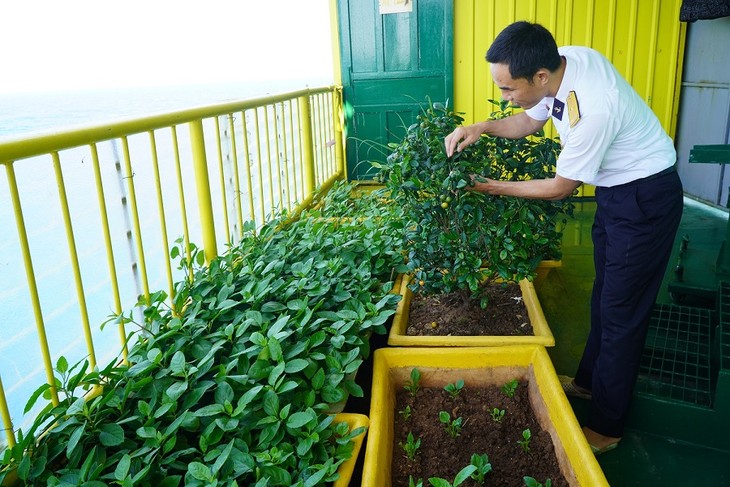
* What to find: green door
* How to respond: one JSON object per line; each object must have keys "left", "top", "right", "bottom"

{"left": 337, "top": 0, "right": 453, "bottom": 181}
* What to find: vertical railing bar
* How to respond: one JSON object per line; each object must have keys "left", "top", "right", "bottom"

{"left": 51, "top": 152, "right": 97, "bottom": 370}
{"left": 296, "top": 98, "right": 306, "bottom": 198}
{"left": 298, "top": 92, "right": 316, "bottom": 201}
{"left": 148, "top": 131, "right": 175, "bottom": 303}
{"left": 263, "top": 105, "right": 275, "bottom": 214}
{"left": 5, "top": 162, "right": 59, "bottom": 406}
{"left": 240, "top": 111, "right": 257, "bottom": 229}
{"left": 89, "top": 143, "right": 127, "bottom": 360}
{"left": 281, "top": 101, "right": 293, "bottom": 210}
{"left": 189, "top": 119, "right": 218, "bottom": 263}
{"left": 253, "top": 108, "right": 266, "bottom": 225}
{"left": 227, "top": 114, "right": 245, "bottom": 237}
{"left": 311, "top": 93, "right": 319, "bottom": 184}
{"left": 0, "top": 376, "right": 15, "bottom": 447}
{"left": 333, "top": 87, "right": 345, "bottom": 178}
{"left": 121, "top": 136, "right": 151, "bottom": 304}
{"left": 326, "top": 92, "right": 335, "bottom": 176}
{"left": 171, "top": 126, "right": 192, "bottom": 277}
{"left": 318, "top": 93, "right": 327, "bottom": 180}
{"left": 287, "top": 99, "right": 301, "bottom": 203}
{"left": 273, "top": 103, "right": 285, "bottom": 210}
{"left": 214, "top": 117, "right": 231, "bottom": 245}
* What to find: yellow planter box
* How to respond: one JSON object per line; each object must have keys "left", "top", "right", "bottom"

{"left": 361, "top": 346, "right": 608, "bottom": 487}
{"left": 333, "top": 413, "right": 369, "bottom": 487}
{"left": 534, "top": 259, "right": 562, "bottom": 289}
{"left": 388, "top": 274, "right": 554, "bottom": 347}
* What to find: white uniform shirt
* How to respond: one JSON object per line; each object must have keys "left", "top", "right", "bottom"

{"left": 525, "top": 46, "right": 676, "bottom": 187}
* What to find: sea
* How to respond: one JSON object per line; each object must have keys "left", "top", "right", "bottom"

{"left": 0, "top": 78, "right": 329, "bottom": 443}
{"left": 0, "top": 78, "right": 328, "bottom": 138}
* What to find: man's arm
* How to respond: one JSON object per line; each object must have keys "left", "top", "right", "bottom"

{"left": 445, "top": 112, "right": 547, "bottom": 157}
{"left": 469, "top": 174, "right": 581, "bottom": 201}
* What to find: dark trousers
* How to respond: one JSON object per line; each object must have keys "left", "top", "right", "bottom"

{"left": 574, "top": 169, "right": 683, "bottom": 438}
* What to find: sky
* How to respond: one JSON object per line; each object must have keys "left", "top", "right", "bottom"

{"left": 0, "top": 0, "right": 336, "bottom": 94}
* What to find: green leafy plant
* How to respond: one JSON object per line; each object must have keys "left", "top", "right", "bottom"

{"left": 428, "top": 465, "right": 478, "bottom": 487}
{"left": 400, "top": 432, "right": 422, "bottom": 461}
{"left": 399, "top": 405, "right": 413, "bottom": 421}
{"left": 444, "top": 379, "right": 465, "bottom": 399}
{"left": 469, "top": 453, "right": 492, "bottom": 485}
{"left": 404, "top": 368, "right": 422, "bottom": 396}
{"left": 490, "top": 407, "right": 505, "bottom": 423}
{"left": 1, "top": 202, "right": 401, "bottom": 486}
{"left": 502, "top": 379, "right": 519, "bottom": 398}
{"left": 524, "top": 476, "right": 553, "bottom": 487}
{"left": 518, "top": 428, "right": 533, "bottom": 453}
{"left": 439, "top": 411, "right": 464, "bottom": 438}
{"left": 410, "top": 475, "right": 424, "bottom": 487}
{"left": 380, "top": 100, "right": 573, "bottom": 302}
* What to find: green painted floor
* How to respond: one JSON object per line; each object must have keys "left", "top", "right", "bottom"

{"left": 538, "top": 198, "right": 730, "bottom": 486}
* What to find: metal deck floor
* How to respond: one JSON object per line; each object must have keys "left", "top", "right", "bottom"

{"left": 539, "top": 198, "right": 730, "bottom": 486}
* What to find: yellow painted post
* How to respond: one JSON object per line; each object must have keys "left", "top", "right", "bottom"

{"left": 52, "top": 152, "right": 97, "bottom": 370}
{"left": 299, "top": 93, "right": 316, "bottom": 198}
{"left": 333, "top": 87, "right": 345, "bottom": 177}
{"left": 189, "top": 119, "right": 218, "bottom": 262}
{"left": 5, "top": 163, "right": 59, "bottom": 406}
{"left": 0, "top": 376, "right": 15, "bottom": 447}
{"left": 90, "top": 144, "right": 127, "bottom": 360}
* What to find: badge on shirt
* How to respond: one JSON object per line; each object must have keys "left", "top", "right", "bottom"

{"left": 567, "top": 91, "right": 581, "bottom": 127}
{"left": 551, "top": 99, "right": 565, "bottom": 121}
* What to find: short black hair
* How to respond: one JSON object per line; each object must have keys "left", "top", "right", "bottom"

{"left": 486, "top": 21, "right": 562, "bottom": 81}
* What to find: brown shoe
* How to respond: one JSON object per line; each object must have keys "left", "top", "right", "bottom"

{"left": 558, "top": 375, "right": 592, "bottom": 400}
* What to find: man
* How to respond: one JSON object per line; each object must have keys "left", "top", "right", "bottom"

{"left": 445, "top": 21, "right": 683, "bottom": 454}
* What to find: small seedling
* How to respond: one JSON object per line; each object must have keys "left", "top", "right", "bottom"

{"left": 400, "top": 431, "right": 421, "bottom": 460}
{"left": 439, "top": 411, "right": 464, "bottom": 438}
{"left": 399, "top": 405, "right": 413, "bottom": 421}
{"left": 444, "top": 379, "right": 465, "bottom": 399}
{"left": 518, "top": 428, "right": 532, "bottom": 452}
{"left": 524, "top": 476, "right": 552, "bottom": 487}
{"left": 428, "top": 465, "right": 478, "bottom": 487}
{"left": 409, "top": 476, "right": 424, "bottom": 487}
{"left": 469, "top": 453, "right": 492, "bottom": 485}
{"left": 490, "top": 407, "right": 505, "bottom": 423}
{"left": 404, "top": 368, "right": 422, "bottom": 396}
{"left": 502, "top": 379, "right": 519, "bottom": 398}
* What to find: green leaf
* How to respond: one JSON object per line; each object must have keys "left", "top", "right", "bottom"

{"left": 170, "top": 350, "right": 186, "bottom": 375}
{"left": 56, "top": 356, "right": 69, "bottom": 374}
{"left": 99, "top": 422, "right": 124, "bottom": 446}
{"left": 166, "top": 380, "right": 188, "bottom": 401}
{"left": 263, "top": 389, "right": 280, "bottom": 416}
{"left": 66, "top": 423, "right": 85, "bottom": 459}
{"left": 24, "top": 383, "right": 52, "bottom": 414}
{"left": 284, "top": 359, "right": 309, "bottom": 374}
{"left": 114, "top": 454, "right": 131, "bottom": 481}
{"left": 188, "top": 462, "right": 212, "bottom": 481}
{"left": 453, "top": 465, "right": 478, "bottom": 486}
{"left": 286, "top": 410, "right": 315, "bottom": 429}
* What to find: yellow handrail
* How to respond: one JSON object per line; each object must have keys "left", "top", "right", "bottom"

{"left": 0, "top": 85, "right": 344, "bottom": 449}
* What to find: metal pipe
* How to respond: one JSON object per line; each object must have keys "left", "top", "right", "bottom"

{"left": 189, "top": 120, "right": 218, "bottom": 263}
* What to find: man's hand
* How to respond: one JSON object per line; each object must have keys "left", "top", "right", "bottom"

{"left": 444, "top": 123, "right": 487, "bottom": 157}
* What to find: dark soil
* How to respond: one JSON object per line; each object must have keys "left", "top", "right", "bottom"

{"left": 407, "top": 282, "right": 534, "bottom": 336}
{"left": 392, "top": 382, "right": 568, "bottom": 487}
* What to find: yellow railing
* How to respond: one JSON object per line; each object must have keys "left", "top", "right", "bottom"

{"left": 0, "top": 85, "right": 345, "bottom": 447}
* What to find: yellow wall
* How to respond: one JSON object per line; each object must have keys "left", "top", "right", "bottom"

{"left": 454, "top": 0, "right": 687, "bottom": 139}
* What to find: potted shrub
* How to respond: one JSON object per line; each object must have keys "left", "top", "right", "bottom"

{"left": 378, "top": 102, "right": 573, "bottom": 344}
{"left": 361, "top": 346, "right": 609, "bottom": 486}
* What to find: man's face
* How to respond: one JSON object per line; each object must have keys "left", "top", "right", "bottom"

{"left": 489, "top": 63, "right": 548, "bottom": 110}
